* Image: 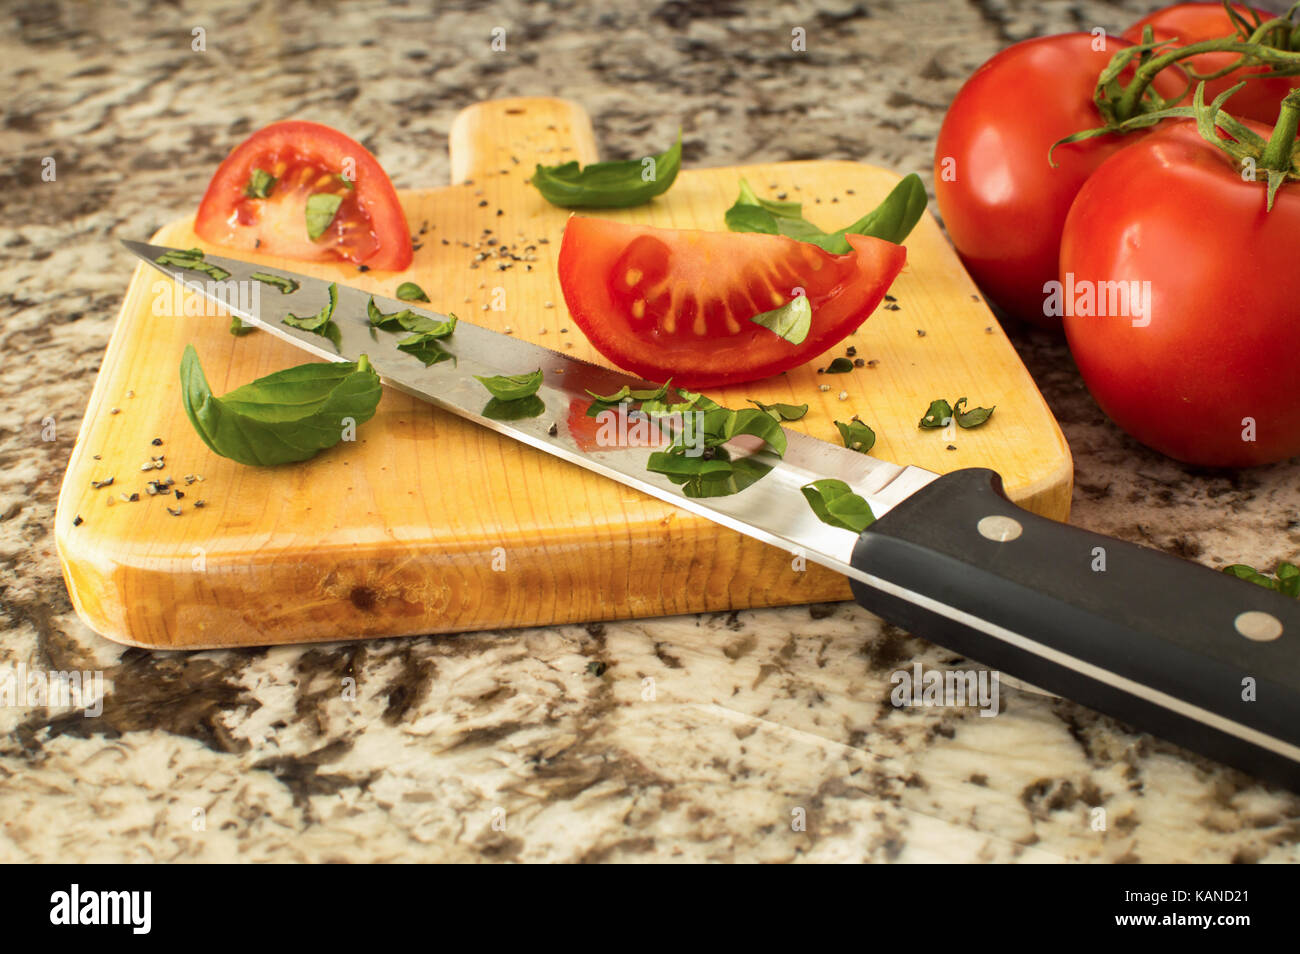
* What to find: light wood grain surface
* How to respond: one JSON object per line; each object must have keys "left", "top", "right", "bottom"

{"left": 55, "top": 97, "right": 1072, "bottom": 649}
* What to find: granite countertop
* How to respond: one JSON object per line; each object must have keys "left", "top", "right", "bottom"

{"left": 3, "top": 0, "right": 1299, "bottom": 863}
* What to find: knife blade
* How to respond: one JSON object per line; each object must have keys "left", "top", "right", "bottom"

{"left": 125, "top": 240, "right": 1300, "bottom": 790}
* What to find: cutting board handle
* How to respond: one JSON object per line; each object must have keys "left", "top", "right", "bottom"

{"left": 448, "top": 97, "right": 601, "bottom": 185}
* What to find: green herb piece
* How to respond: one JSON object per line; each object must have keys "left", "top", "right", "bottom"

{"left": 251, "top": 271, "right": 299, "bottom": 294}
{"left": 824, "top": 357, "right": 854, "bottom": 374}
{"left": 585, "top": 382, "right": 672, "bottom": 404}
{"left": 482, "top": 395, "right": 545, "bottom": 421}
{"left": 179, "top": 344, "right": 381, "bottom": 467}
{"left": 305, "top": 193, "right": 343, "bottom": 241}
{"left": 1223, "top": 562, "right": 1300, "bottom": 598}
{"left": 835, "top": 419, "right": 876, "bottom": 453}
{"left": 953, "top": 397, "right": 995, "bottom": 429}
{"left": 283, "top": 282, "right": 342, "bottom": 351}
{"left": 395, "top": 282, "right": 430, "bottom": 302}
{"left": 725, "top": 173, "right": 927, "bottom": 251}
{"left": 243, "top": 168, "right": 276, "bottom": 199}
{"left": 919, "top": 399, "right": 953, "bottom": 429}
{"left": 367, "top": 297, "right": 456, "bottom": 337}
{"left": 229, "top": 315, "right": 255, "bottom": 337}
{"left": 748, "top": 399, "right": 808, "bottom": 421}
{"left": 337, "top": 173, "right": 355, "bottom": 191}
{"left": 476, "top": 369, "right": 544, "bottom": 401}
{"left": 397, "top": 333, "right": 454, "bottom": 366}
{"left": 154, "top": 247, "right": 231, "bottom": 281}
{"left": 801, "top": 479, "right": 876, "bottom": 534}
{"left": 750, "top": 295, "right": 811, "bottom": 345}
{"left": 531, "top": 131, "right": 682, "bottom": 208}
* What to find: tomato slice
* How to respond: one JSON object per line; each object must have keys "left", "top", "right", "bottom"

{"left": 194, "top": 120, "right": 412, "bottom": 271}
{"left": 557, "top": 217, "right": 905, "bottom": 387}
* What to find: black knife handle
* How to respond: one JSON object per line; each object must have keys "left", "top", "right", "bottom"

{"left": 848, "top": 468, "right": 1300, "bottom": 789}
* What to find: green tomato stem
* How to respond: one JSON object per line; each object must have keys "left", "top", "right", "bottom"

{"left": 1261, "top": 89, "right": 1300, "bottom": 171}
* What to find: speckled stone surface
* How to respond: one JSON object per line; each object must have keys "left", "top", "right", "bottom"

{"left": 3, "top": 0, "right": 1299, "bottom": 863}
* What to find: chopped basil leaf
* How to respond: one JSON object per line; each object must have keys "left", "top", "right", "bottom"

{"left": 229, "top": 315, "right": 255, "bottom": 337}
{"left": 367, "top": 297, "right": 456, "bottom": 336}
{"left": 251, "top": 271, "right": 299, "bottom": 294}
{"left": 585, "top": 381, "right": 672, "bottom": 404}
{"left": 395, "top": 282, "right": 430, "bottom": 302}
{"left": 476, "top": 369, "right": 544, "bottom": 401}
{"left": 919, "top": 399, "right": 953, "bottom": 429}
{"left": 1223, "top": 562, "right": 1300, "bottom": 598}
{"left": 825, "top": 357, "right": 854, "bottom": 374}
{"left": 283, "top": 282, "right": 342, "bottom": 351}
{"left": 801, "top": 478, "right": 876, "bottom": 533}
{"left": 725, "top": 173, "right": 927, "bottom": 250}
{"left": 532, "top": 131, "right": 682, "bottom": 208}
{"left": 834, "top": 419, "right": 876, "bottom": 453}
{"left": 953, "top": 397, "right": 995, "bottom": 428}
{"left": 305, "top": 193, "right": 343, "bottom": 241}
{"left": 155, "top": 247, "right": 231, "bottom": 281}
{"left": 397, "top": 333, "right": 454, "bottom": 366}
{"left": 750, "top": 295, "right": 811, "bottom": 345}
{"left": 748, "top": 399, "right": 808, "bottom": 421}
{"left": 244, "top": 168, "right": 276, "bottom": 199}
{"left": 180, "top": 345, "right": 381, "bottom": 467}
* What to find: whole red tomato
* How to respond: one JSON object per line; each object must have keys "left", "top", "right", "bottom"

{"left": 1123, "top": 3, "right": 1300, "bottom": 125}
{"left": 1059, "top": 119, "right": 1300, "bottom": 466}
{"left": 935, "top": 34, "right": 1186, "bottom": 328}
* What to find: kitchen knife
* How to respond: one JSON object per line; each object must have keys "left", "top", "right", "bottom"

{"left": 125, "top": 240, "right": 1300, "bottom": 790}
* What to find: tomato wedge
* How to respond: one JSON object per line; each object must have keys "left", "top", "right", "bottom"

{"left": 557, "top": 217, "right": 906, "bottom": 387}
{"left": 194, "top": 120, "right": 412, "bottom": 271}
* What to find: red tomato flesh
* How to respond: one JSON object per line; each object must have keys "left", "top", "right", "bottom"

{"left": 557, "top": 216, "right": 906, "bottom": 387}
{"left": 195, "top": 120, "right": 412, "bottom": 271}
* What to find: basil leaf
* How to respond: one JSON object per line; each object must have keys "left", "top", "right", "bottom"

{"left": 919, "top": 399, "right": 953, "bottom": 429}
{"left": 251, "top": 271, "right": 299, "bottom": 294}
{"left": 483, "top": 395, "right": 545, "bottom": 421}
{"left": 155, "top": 247, "right": 231, "bottom": 281}
{"left": 305, "top": 193, "right": 343, "bottom": 241}
{"left": 801, "top": 479, "right": 875, "bottom": 533}
{"left": 725, "top": 173, "right": 927, "bottom": 250}
{"left": 953, "top": 397, "right": 995, "bottom": 429}
{"left": 585, "top": 381, "right": 671, "bottom": 404}
{"left": 284, "top": 282, "right": 342, "bottom": 351}
{"left": 750, "top": 295, "right": 811, "bottom": 345}
{"left": 244, "top": 168, "right": 276, "bottom": 199}
{"left": 824, "top": 357, "right": 854, "bottom": 374}
{"left": 396, "top": 282, "right": 430, "bottom": 302}
{"left": 229, "top": 315, "right": 255, "bottom": 337}
{"left": 397, "top": 333, "right": 454, "bottom": 366}
{"left": 368, "top": 297, "right": 456, "bottom": 337}
{"left": 476, "top": 369, "right": 544, "bottom": 401}
{"left": 646, "top": 453, "right": 734, "bottom": 481}
{"left": 180, "top": 345, "right": 381, "bottom": 467}
{"left": 748, "top": 400, "right": 808, "bottom": 421}
{"left": 532, "top": 131, "right": 682, "bottom": 209}
{"left": 1222, "top": 563, "right": 1300, "bottom": 598}
{"left": 835, "top": 419, "right": 876, "bottom": 453}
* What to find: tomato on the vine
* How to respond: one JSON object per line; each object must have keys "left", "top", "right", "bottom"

{"left": 1059, "top": 118, "right": 1300, "bottom": 466}
{"left": 557, "top": 216, "right": 906, "bottom": 388}
{"left": 1123, "top": 3, "right": 1300, "bottom": 125}
{"left": 195, "top": 121, "right": 412, "bottom": 271}
{"left": 934, "top": 33, "right": 1185, "bottom": 328}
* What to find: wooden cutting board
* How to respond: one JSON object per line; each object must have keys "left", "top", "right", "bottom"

{"left": 55, "top": 97, "right": 1072, "bottom": 649}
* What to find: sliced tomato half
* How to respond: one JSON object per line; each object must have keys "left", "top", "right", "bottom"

{"left": 194, "top": 120, "right": 412, "bottom": 271}
{"left": 557, "top": 217, "right": 906, "bottom": 387}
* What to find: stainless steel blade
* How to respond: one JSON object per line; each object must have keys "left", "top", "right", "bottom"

{"left": 124, "top": 240, "right": 939, "bottom": 583}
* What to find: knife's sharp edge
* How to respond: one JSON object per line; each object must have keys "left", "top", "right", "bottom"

{"left": 121, "top": 240, "right": 940, "bottom": 581}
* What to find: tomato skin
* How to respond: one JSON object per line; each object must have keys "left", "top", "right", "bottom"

{"left": 1123, "top": 3, "right": 1300, "bottom": 125}
{"left": 195, "top": 120, "right": 412, "bottom": 271}
{"left": 557, "top": 216, "right": 906, "bottom": 388}
{"left": 934, "top": 33, "right": 1186, "bottom": 328}
{"left": 1060, "top": 120, "right": 1300, "bottom": 467}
